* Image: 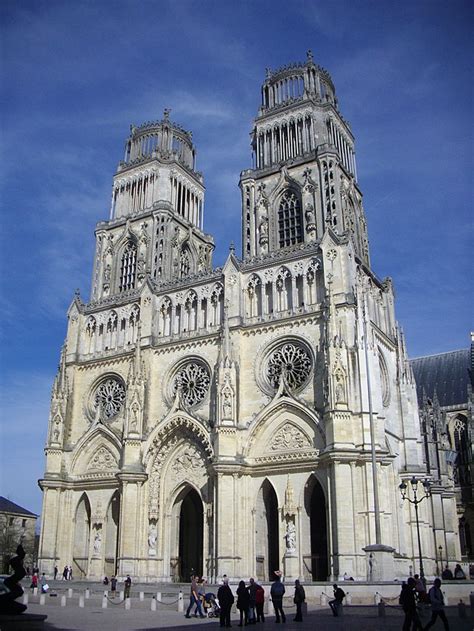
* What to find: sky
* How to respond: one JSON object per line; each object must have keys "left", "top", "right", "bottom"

{"left": 0, "top": 0, "right": 472, "bottom": 518}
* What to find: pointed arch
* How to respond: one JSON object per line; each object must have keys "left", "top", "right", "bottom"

{"left": 277, "top": 189, "right": 303, "bottom": 248}
{"left": 255, "top": 479, "right": 280, "bottom": 581}
{"left": 71, "top": 425, "right": 121, "bottom": 476}
{"left": 303, "top": 473, "right": 329, "bottom": 581}
{"left": 73, "top": 492, "right": 91, "bottom": 578}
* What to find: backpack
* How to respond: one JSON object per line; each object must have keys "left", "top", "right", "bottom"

{"left": 271, "top": 581, "right": 285, "bottom": 597}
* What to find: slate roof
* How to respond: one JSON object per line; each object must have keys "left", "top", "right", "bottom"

{"left": 0, "top": 496, "right": 37, "bottom": 518}
{"left": 411, "top": 348, "right": 472, "bottom": 409}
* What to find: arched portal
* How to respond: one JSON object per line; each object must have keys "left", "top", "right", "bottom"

{"left": 104, "top": 491, "right": 120, "bottom": 576}
{"left": 73, "top": 493, "right": 91, "bottom": 578}
{"left": 306, "top": 478, "right": 328, "bottom": 580}
{"left": 171, "top": 486, "right": 203, "bottom": 581}
{"left": 255, "top": 480, "right": 279, "bottom": 581}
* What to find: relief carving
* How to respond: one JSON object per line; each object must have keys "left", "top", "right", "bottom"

{"left": 270, "top": 423, "right": 311, "bottom": 451}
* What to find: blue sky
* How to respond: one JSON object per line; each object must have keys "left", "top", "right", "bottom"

{"left": 0, "top": 0, "right": 472, "bottom": 517}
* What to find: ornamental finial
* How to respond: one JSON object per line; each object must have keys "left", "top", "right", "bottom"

{"left": 306, "top": 49, "right": 314, "bottom": 63}
{"left": 163, "top": 108, "right": 171, "bottom": 120}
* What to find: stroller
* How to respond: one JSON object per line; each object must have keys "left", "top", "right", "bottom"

{"left": 203, "top": 592, "right": 220, "bottom": 618}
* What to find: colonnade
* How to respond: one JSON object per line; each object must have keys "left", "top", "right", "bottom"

{"left": 171, "top": 176, "right": 203, "bottom": 228}
{"left": 255, "top": 116, "right": 315, "bottom": 169}
{"left": 327, "top": 118, "right": 357, "bottom": 178}
{"left": 158, "top": 287, "right": 223, "bottom": 337}
{"left": 111, "top": 172, "right": 157, "bottom": 219}
{"left": 84, "top": 307, "right": 140, "bottom": 355}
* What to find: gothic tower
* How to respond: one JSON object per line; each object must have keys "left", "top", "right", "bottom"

{"left": 38, "top": 52, "right": 461, "bottom": 584}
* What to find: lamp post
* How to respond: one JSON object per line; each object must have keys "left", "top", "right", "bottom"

{"left": 438, "top": 545, "right": 443, "bottom": 576}
{"left": 399, "top": 476, "right": 431, "bottom": 580}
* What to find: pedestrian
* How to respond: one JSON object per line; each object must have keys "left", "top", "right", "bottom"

{"left": 293, "top": 579, "right": 305, "bottom": 622}
{"left": 62, "top": 566, "right": 68, "bottom": 580}
{"left": 195, "top": 577, "right": 206, "bottom": 615}
{"left": 103, "top": 576, "right": 109, "bottom": 585}
{"left": 441, "top": 566, "right": 453, "bottom": 580}
{"left": 124, "top": 574, "right": 132, "bottom": 599}
{"left": 414, "top": 573, "right": 427, "bottom": 603}
{"left": 248, "top": 577, "right": 257, "bottom": 624}
{"left": 185, "top": 574, "right": 205, "bottom": 619}
{"left": 424, "top": 578, "right": 449, "bottom": 631}
{"left": 237, "top": 580, "right": 250, "bottom": 626}
{"left": 399, "top": 577, "right": 423, "bottom": 631}
{"left": 328, "top": 583, "right": 345, "bottom": 617}
{"left": 53, "top": 565, "right": 58, "bottom": 580}
{"left": 30, "top": 573, "right": 38, "bottom": 591}
{"left": 255, "top": 583, "right": 265, "bottom": 622}
{"left": 40, "top": 573, "right": 48, "bottom": 593}
{"left": 110, "top": 575, "right": 117, "bottom": 598}
{"left": 454, "top": 563, "right": 466, "bottom": 579}
{"left": 217, "top": 576, "right": 234, "bottom": 628}
{"left": 270, "top": 574, "right": 286, "bottom": 623}
{"left": 67, "top": 565, "right": 73, "bottom": 580}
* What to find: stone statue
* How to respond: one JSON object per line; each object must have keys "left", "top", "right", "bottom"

{"left": 222, "top": 388, "right": 232, "bottom": 418}
{"left": 93, "top": 531, "right": 102, "bottom": 554}
{"left": 285, "top": 521, "right": 297, "bottom": 554}
{"left": 148, "top": 522, "right": 157, "bottom": 554}
{"left": 0, "top": 544, "right": 27, "bottom": 614}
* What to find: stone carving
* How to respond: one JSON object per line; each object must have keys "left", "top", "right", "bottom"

{"left": 148, "top": 522, "right": 157, "bottom": 555}
{"left": 88, "top": 446, "right": 117, "bottom": 471}
{"left": 93, "top": 377, "right": 126, "bottom": 419}
{"left": 93, "top": 530, "right": 102, "bottom": 555}
{"left": 284, "top": 521, "right": 297, "bottom": 554}
{"left": 267, "top": 342, "right": 312, "bottom": 391}
{"left": 270, "top": 424, "right": 311, "bottom": 451}
{"left": 334, "top": 367, "right": 347, "bottom": 404}
{"left": 171, "top": 445, "right": 203, "bottom": 482}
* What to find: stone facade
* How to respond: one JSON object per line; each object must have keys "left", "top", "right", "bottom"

{"left": 0, "top": 497, "right": 37, "bottom": 572}
{"left": 38, "top": 52, "right": 462, "bottom": 582}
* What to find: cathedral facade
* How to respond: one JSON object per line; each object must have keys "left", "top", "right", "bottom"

{"left": 38, "top": 52, "right": 462, "bottom": 582}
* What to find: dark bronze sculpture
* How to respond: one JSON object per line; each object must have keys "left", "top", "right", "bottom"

{"left": 0, "top": 544, "right": 27, "bottom": 614}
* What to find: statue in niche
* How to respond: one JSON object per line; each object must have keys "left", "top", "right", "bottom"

{"left": 52, "top": 417, "right": 62, "bottom": 443}
{"left": 93, "top": 531, "right": 102, "bottom": 555}
{"left": 258, "top": 215, "right": 268, "bottom": 244}
{"left": 130, "top": 401, "right": 140, "bottom": 432}
{"left": 103, "top": 264, "right": 111, "bottom": 283}
{"left": 148, "top": 522, "right": 157, "bottom": 555}
{"left": 284, "top": 521, "right": 297, "bottom": 554}
{"left": 334, "top": 369, "right": 346, "bottom": 403}
{"left": 222, "top": 385, "right": 233, "bottom": 419}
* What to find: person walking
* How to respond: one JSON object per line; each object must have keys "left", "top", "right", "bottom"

{"left": 217, "top": 576, "right": 234, "bottom": 628}
{"left": 30, "top": 572, "right": 38, "bottom": 592}
{"left": 185, "top": 574, "right": 205, "bottom": 619}
{"left": 255, "top": 583, "right": 265, "bottom": 623}
{"left": 110, "top": 575, "right": 117, "bottom": 598}
{"left": 328, "top": 584, "right": 345, "bottom": 617}
{"left": 248, "top": 577, "right": 257, "bottom": 624}
{"left": 237, "top": 580, "right": 250, "bottom": 626}
{"left": 293, "top": 579, "right": 305, "bottom": 622}
{"left": 399, "top": 577, "right": 423, "bottom": 631}
{"left": 424, "top": 579, "right": 450, "bottom": 631}
{"left": 53, "top": 566, "right": 58, "bottom": 580}
{"left": 124, "top": 574, "right": 132, "bottom": 599}
{"left": 62, "top": 566, "right": 68, "bottom": 580}
{"left": 270, "top": 574, "right": 286, "bottom": 623}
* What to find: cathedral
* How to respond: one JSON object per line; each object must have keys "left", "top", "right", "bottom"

{"left": 38, "top": 52, "right": 463, "bottom": 583}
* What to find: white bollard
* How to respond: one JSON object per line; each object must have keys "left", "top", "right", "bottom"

{"left": 120, "top": 590, "right": 124, "bottom": 600}
{"left": 151, "top": 597, "right": 157, "bottom": 611}
{"left": 85, "top": 588, "right": 90, "bottom": 599}
{"left": 61, "top": 595, "right": 67, "bottom": 607}
{"left": 39, "top": 594, "right": 46, "bottom": 605}
{"left": 178, "top": 590, "right": 184, "bottom": 612}
{"left": 139, "top": 591, "right": 144, "bottom": 601}
{"left": 374, "top": 592, "right": 381, "bottom": 605}
{"left": 79, "top": 595, "right": 85, "bottom": 608}
{"left": 320, "top": 593, "right": 328, "bottom": 606}
{"left": 156, "top": 591, "right": 162, "bottom": 602}
{"left": 265, "top": 597, "right": 271, "bottom": 614}
{"left": 33, "top": 587, "right": 38, "bottom": 596}
{"left": 68, "top": 588, "right": 73, "bottom": 598}
{"left": 22, "top": 593, "right": 29, "bottom": 605}
{"left": 125, "top": 597, "right": 131, "bottom": 610}
{"left": 443, "top": 591, "right": 449, "bottom": 606}
{"left": 345, "top": 592, "right": 352, "bottom": 605}
{"left": 102, "top": 596, "right": 108, "bottom": 609}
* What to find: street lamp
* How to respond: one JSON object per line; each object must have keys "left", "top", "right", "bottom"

{"left": 399, "top": 476, "right": 431, "bottom": 579}
{"left": 438, "top": 545, "right": 443, "bottom": 576}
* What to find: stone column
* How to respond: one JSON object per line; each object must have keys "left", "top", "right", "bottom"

{"left": 117, "top": 472, "right": 147, "bottom": 577}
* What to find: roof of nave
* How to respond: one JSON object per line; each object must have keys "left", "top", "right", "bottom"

{"left": 0, "top": 496, "right": 38, "bottom": 518}
{"left": 410, "top": 348, "right": 472, "bottom": 409}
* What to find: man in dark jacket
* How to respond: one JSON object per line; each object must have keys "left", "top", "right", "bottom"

{"left": 400, "top": 577, "right": 423, "bottom": 631}
{"left": 217, "top": 577, "right": 234, "bottom": 628}
{"left": 293, "top": 579, "right": 305, "bottom": 622}
{"left": 248, "top": 577, "right": 258, "bottom": 624}
{"left": 328, "top": 584, "right": 345, "bottom": 617}
{"left": 270, "top": 575, "right": 286, "bottom": 623}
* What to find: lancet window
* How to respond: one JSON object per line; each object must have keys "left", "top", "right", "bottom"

{"left": 119, "top": 241, "right": 137, "bottom": 292}
{"left": 278, "top": 191, "right": 302, "bottom": 248}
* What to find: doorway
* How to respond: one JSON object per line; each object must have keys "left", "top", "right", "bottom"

{"left": 309, "top": 479, "right": 328, "bottom": 580}
{"left": 178, "top": 487, "right": 203, "bottom": 581}
{"left": 256, "top": 480, "right": 280, "bottom": 581}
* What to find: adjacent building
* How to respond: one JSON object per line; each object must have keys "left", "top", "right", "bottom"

{"left": 0, "top": 497, "right": 37, "bottom": 572}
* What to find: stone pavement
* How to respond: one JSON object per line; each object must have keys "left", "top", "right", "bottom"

{"left": 22, "top": 600, "right": 473, "bottom": 631}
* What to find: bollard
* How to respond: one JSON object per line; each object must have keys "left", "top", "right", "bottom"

{"left": 79, "top": 595, "right": 84, "bottom": 608}
{"left": 61, "top": 595, "right": 66, "bottom": 607}
{"left": 443, "top": 590, "right": 448, "bottom": 606}
{"left": 120, "top": 590, "right": 124, "bottom": 600}
{"left": 22, "top": 593, "right": 29, "bottom": 605}
{"left": 139, "top": 591, "right": 144, "bottom": 601}
{"left": 178, "top": 590, "right": 184, "bottom": 612}
{"left": 85, "top": 588, "right": 90, "bottom": 599}
{"left": 345, "top": 592, "right": 352, "bottom": 605}
{"left": 68, "top": 588, "right": 73, "bottom": 598}
{"left": 33, "top": 587, "right": 38, "bottom": 596}
{"left": 102, "top": 595, "right": 108, "bottom": 609}
{"left": 378, "top": 601, "right": 386, "bottom": 617}
{"left": 39, "top": 594, "right": 46, "bottom": 605}
{"left": 470, "top": 592, "right": 474, "bottom": 610}
{"left": 156, "top": 591, "right": 162, "bottom": 602}
{"left": 103, "top": 590, "right": 108, "bottom": 597}
{"left": 151, "top": 597, "right": 157, "bottom": 611}
{"left": 265, "top": 596, "right": 271, "bottom": 615}
{"left": 320, "top": 593, "right": 328, "bottom": 606}
{"left": 374, "top": 592, "right": 381, "bottom": 605}
{"left": 125, "top": 597, "right": 131, "bottom": 610}
{"left": 458, "top": 600, "right": 467, "bottom": 619}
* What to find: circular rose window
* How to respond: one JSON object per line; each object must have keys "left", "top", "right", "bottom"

{"left": 92, "top": 376, "right": 126, "bottom": 420}
{"left": 170, "top": 359, "right": 211, "bottom": 408}
{"left": 259, "top": 339, "right": 313, "bottom": 395}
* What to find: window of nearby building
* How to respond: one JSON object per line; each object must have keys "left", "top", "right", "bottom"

{"left": 119, "top": 241, "right": 137, "bottom": 291}
{"left": 278, "top": 190, "right": 302, "bottom": 248}
{"left": 22, "top": 519, "right": 26, "bottom": 528}
{"left": 9, "top": 517, "right": 14, "bottom": 525}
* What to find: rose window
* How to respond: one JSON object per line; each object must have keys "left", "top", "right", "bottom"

{"left": 173, "top": 361, "right": 210, "bottom": 407}
{"left": 94, "top": 378, "right": 126, "bottom": 419}
{"left": 266, "top": 342, "right": 312, "bottom": 392}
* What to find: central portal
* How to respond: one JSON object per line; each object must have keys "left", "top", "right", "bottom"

{"left": 178, "top": 487, "right": 203, "bottom": 581}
